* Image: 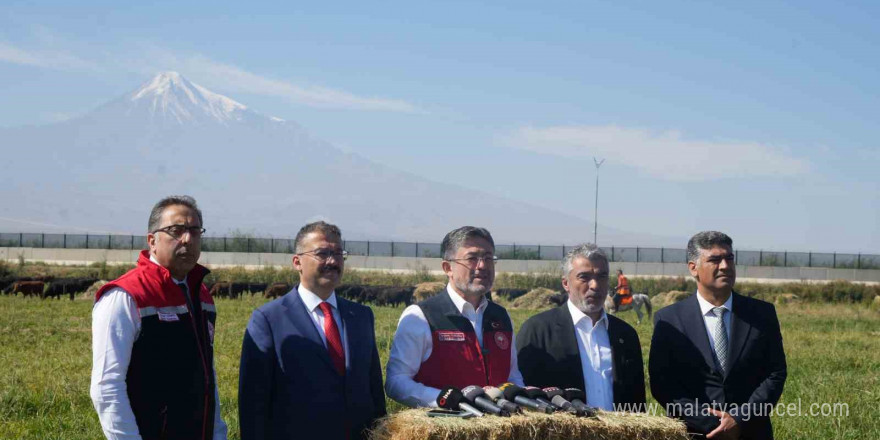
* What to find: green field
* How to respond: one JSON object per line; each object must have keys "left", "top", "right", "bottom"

{"left": 0, "top": 295, "right": 877, "bottom": 439}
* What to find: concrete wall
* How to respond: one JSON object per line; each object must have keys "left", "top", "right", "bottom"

{"left": 3, "top": 247, "right": 879, "bottom": 284}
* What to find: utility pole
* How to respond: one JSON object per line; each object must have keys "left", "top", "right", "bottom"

{"left": 593, "top": 157, "right": 605, "bottom": 245}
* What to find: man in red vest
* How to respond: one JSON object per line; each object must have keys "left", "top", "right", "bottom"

{"left": 90, "top": 195, "right": 227, "bottom": 440}
{"left": 385, "top": 226, "right": 524, "bottom": 408}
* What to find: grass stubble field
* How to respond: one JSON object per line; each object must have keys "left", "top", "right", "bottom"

{"left": 0, "top": 294, "right": 877, "bottom": 439}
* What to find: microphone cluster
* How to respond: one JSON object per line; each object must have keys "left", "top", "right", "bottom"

{"left": 435, "top": 384, "right": 598, "bottom": 418}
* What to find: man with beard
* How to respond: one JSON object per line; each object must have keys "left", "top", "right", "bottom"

{"left": 516, "top": 244, "right": 646, "bottom": 411}
{"left": 90, "top": 195, "right": 227, "bottom": 440}
{"left": 385, "top": 226, "right": 524, "bottom": 407}
{"left": 650, "top": 232, "right": 786, "bottom": 439}
{"left": 238, "top": 221, "right": 386, "bottom": 440}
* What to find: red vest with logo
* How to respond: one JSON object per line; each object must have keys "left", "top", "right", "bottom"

{"left": 413, "top": 291, "right": 513, "bottom": 390}
{"left": 95, "top": 250, "right": 216, "bottom": 440}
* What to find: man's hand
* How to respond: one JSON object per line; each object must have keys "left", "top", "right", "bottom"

{"left": 706, "top": 408, "right": 740, "bottom": 439}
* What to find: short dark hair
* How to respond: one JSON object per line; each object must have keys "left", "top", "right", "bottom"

{"left": 441, "top": 226, "right": 495, "bottom": 260}
{"left": 294, "top": 221, "right": 342, "bottom": 253}
{"left": 147, "top": 195, "right": 203, "bottom": 233}
{"left": 687, "top": 231, "right": 733, "bottom": 263}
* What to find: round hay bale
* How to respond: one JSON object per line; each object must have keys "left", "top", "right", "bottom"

{"left": 82, "top": 280, "right": 108, "bottom": 300}
{"left": 664, "top": 291, "right": 691, "bottom": 306}
{"left": 774, "top": 293, "right": 800, "bottom": 305}
{"left": 511, "top": 288, "right": 564, "bottom": 310}
{"left": 651, "top": 292, "right": 668, "bottom": 308}
{"left": 369, "top": 408, "right": 688, "bottom": 440}
{"left": 870, "top": 295, "right": 880, "bottom": 311}
{"left": 413, "top": 282, "right": 446, "bottom": 303}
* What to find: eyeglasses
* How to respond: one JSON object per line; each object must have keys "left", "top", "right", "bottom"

{"left": 152, "top": 224, "right": 206, "bottom": 239}
{"left": 297, "top": 248, "right": 348, "bottom": 262}
{"left": 446, "top": 254, "right": 498, "bottom": 268}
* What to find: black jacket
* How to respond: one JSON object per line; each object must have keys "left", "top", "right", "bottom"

{"left": 649, "top": 292, "right": 787, "bottom": 439}
{"left": 516, "top": 304, "right": 646, "bottom": 410}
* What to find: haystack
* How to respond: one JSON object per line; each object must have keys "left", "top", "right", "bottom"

{"left": 652, "top": 291, "right": 689, "bottom": 308}
{"left": 870, "top": 295, "right": 880, "bottom": 311}
{"left": 370, "top": 409, "right": 687, "bottom": 440}
{"left": 413, "top": 282, "right": 446, "bottom": 303}
{"left": 511, "top": 288, "right": 564, "bottom": 310}
{"left": 774, "top": 293, "right": 800, "bottom": 305}
{"left": 82, "top": 280, "right": 108, "bottom": 300}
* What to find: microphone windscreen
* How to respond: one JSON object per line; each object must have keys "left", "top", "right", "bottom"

{"left": 437, "top": 387, "right": 465, "bottom": 410}
{"left": 543, "top": 387, "right": 565, "bottom": 399}
{"left": 461, "top": 385, "right": 487, "bottom": 401}
{"left": 483, "top": 386, "right": 504, "bottom": 401}
{"left": 564, "top": 388, "right": 586, "bottom": 402}
{"left": 498, "top": 382, "right": 526, "bottom": 401}
{"left": 523, "top": 386, "right": 548, "bottom": 400}
{"left": 551, "top": 395, "right": 572, "bottom": 409}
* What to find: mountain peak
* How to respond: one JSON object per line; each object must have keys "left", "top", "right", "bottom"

{"left": 127, "top": 71, "right": 249, "bottom": 124}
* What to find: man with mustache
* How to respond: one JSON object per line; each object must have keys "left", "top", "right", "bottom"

{"left": 90, "top": 195, "right": 227, "bottom": 440}
{"left": 385, "top": 226, "right": 524, "bottom": 408}
{"left": 650, "top": 232, "right": 786, "bottom": 439}
{"left": 515, "top": 244, "right": 646, "bottom": 411}
{"left": 239, "top": 221, "right": 386, "bottom": 440}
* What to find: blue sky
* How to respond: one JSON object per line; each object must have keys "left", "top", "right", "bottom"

{"left": 1, "top": 1, "right": 878, "bottom": 252}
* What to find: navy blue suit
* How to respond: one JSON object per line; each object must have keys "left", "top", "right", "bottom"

{"left": 238, "top": 286, "right": 386, "bottom": 440}
{"left": 649, "top": 292, "right": 786, "bottom": 439}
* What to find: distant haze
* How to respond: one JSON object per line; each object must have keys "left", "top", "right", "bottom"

{"left": 0, "top": 72, "right": 677, "bottom": 246}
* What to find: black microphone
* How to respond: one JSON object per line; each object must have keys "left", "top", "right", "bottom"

{"left": 437, "top": 387, "right": 484, "bottom": 417}
{"left": 483, "top": 386, "right": 522, "bottom": 414}
{"left": 461, "top": 386, "right": 510, "bottom": 417}
{"left": 543, "top": 387, "right": 582, "bottom": 416}
{"left": 563, "top": 388, "right": 598, "bottom": 417}
{"left": 498, "top": 382, "right": 553, "bottom": 413}
{"left": 523, "top": 386, "right": 559, "bottom": 412}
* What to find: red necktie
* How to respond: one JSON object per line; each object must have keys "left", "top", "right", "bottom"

{"left": 319, "top": 302, "right": 346, "bottom": 376}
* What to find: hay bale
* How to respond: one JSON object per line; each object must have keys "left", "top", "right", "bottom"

{"left": 651, "top": 292, "right": 668, "bottom": 308}
{"left": 82, "top": 280, "right": 108, "bottom": 300}
{"left": 511, "top": 288, "right": 565, "bottom": 310}
{"left": 413, "top": 282, "right": 446, "bottom": 303}
{"left": 370, "top": 409, "right": 688, "bottom": 440}
{"left": 774, "top": 293, "right": 800, "bottom": 305}
{"left": 664, "top": 291, "right": 690, "bottom": 306}
{"left": 870, "top": 295, "right": 880, "bottom": 311}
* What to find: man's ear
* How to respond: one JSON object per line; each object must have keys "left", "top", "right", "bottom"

{"left": 561, "top": 276, "right": 570, "bottom": 293}
{"left": 441, "top": 260, "right": 452, "bottom": 277}
{"left": 688, "top": 260, "right": 699, "bottom": 278}
{"left": 147, "top": 233, "right": 156, "bottom": 252}
{"left": 292, "top": 254, "right": 302, "bottom": 271}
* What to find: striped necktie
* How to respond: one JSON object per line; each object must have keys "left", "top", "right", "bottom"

{"left": 711, "top": 307, "right": 729, "bottom": 373}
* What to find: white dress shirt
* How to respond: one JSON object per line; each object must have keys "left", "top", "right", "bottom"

{"left": 385, "top": 285, "right": 525, "bottom": 408}
{"left": 567, "top": 299, "right": 614, "bottom": 411}
{"left": 296, "top": 286, "right": 350, "bottom": 368}
{"left": 89, "top": 256, "right": 227, "bottom": 440}
{"left": 696, "top": 291, "right": 733, "bottom": 356}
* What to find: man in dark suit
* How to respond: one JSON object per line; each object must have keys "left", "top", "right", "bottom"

{"left": 649, "top": 231, "right": 786, "bottom": 440}
{"left": 238, "top": 221, "right": 386, "bottom": 440}
{"left": 517, "top": 243, "right": 646, "bottom": 411}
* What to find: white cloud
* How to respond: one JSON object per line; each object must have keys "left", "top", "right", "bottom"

{"left": 0, "top": 41, "right": 97, "bottom": 71}
{"left": 134, "top": 48, "right": 424, "bottom": 113}
{"left": 500, "top": 125, "right": 809, "bottom": 180}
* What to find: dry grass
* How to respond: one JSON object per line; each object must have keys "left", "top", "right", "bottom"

{"left": 651, "top": 291, "right": 690, "bottom": 308}
{"left": 510, "top": 288, "right": 564, "bottom": 310}
{"left": 413, "top": 282, "right": 446, "bottom": 302}
{"left": 370, "top": 409, "right": 688, "bottom": 440}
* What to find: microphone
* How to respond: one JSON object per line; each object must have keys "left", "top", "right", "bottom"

{"left": 498, "top": 382, "right": 554, "bottom": 413}
{"left": 542, "top": 387, "right": 583, "bottom": 416}
{"left": 483, "top": 386, "right": 522, "bottom": 414}
{"left": 563, "top": 388, "right": 598, "bottom": 417}
{"left": 523, "top": 386, "right": 559, "bottom": 412}
{"left": 461, "top": 386, "right": 510, "bottom": 417}
{"left": 437, "top": 387, "right": 484, "bottom": 417}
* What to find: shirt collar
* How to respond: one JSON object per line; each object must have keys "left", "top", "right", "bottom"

{"left": 566, "top": 299, "right": 609, "bottom": 330}
{"left": 446, "top": 283, "right": 487, "bottom": 314}
{"left": 298, "top": 284, "right": 338, "bottom": 312}
{"left": 148, "top": 253, "right": 187, "bottom": 284}
{"left": 696, "top": 290, "right": 733, "bottom": 316}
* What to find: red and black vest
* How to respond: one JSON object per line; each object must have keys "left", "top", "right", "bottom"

{"left": 96, "top": 250, "right": 216, "bottom": 440}
{"left": 413, "top": 291, "right": 513, "bottom": 390}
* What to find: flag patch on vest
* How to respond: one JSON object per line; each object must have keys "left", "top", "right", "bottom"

{"left": 438, "top": 331, "right": 466, "bottom": 342}
{"left": 158, "top": 312, "right": 180, "bottom": 322}
{"left": 494, "top": 332, "right": 510, "bottom": 350}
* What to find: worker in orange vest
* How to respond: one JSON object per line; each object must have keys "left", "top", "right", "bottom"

{"left": 614, "top": 269, "right": 632, "bottom": 310}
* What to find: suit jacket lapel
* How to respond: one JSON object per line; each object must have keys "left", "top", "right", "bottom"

{"left": 283, "top": 287, "right": 338, "bottom": 372}
{"left": 681, "top": 293, "right": 719, "bottom": 371}
{"left": 554, "top": 306, "right": 586, "bottom": 391}
{"left": 727, "top": 292, "right": 752, "bottom": 375}
{"left": 337, "top": 298, "right": 358, "bottom": 372}
{"left": 607, "top": 318, "right": 626, "bottom": 401}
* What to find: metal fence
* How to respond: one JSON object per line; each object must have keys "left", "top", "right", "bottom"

{"left": 1, "top": 232, "right": 878, "bottom": 269}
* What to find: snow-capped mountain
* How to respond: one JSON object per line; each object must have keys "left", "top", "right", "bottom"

{"left": 0, "top": 72, "right": 669, "bottom": 245}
